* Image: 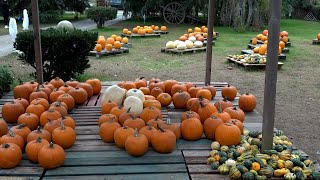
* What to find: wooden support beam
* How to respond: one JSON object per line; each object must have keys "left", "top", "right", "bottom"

{"left": 261, "top": 0, "right": 282, "bottom": 152}
{"left": 205, "top": 0, "right": 215, "bottom": 85}
{"left": 31, "top": 0, "right": 43, "bottom": 84}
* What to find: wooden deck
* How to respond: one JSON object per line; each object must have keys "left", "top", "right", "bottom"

{"left": 0, "top": 81, "right": 317, "bottom": 180}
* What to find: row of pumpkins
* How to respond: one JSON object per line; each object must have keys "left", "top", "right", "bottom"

{"left": 251, "top": 30, "right": 290, "bottom": 56}
{"left": 207, "top": 130, "right": 320, "bottom": 180}
{"left": 0, "top": 78, "right": 102, "bottom": 169}
{"left": 97, "top": 78, "right": 257, "bottom": 157}
{"left": 95, "top": 35, "right": 129, "bottom": 52}
{"left": 122, "top": 25, "right": 167, "bottom": 35}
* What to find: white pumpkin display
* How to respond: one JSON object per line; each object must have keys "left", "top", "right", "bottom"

{"left": 57, "top": 20, "right": 74, "bottom": 31}
{"left": 194, "top": 41, "right": 203, "bottom": 48}
{"left": 166, "top": 41, "right": 175, "bottom": 49}
{"left": 101, "top": 85, "right": 126, "bottom": 106}
{"left": 185, "top": 40, "right": 194, "bottom": 49}
{"left": 173, "top": 40, "right": 180, "bottom": 48}
{"left": 177, "top": 42, "right": 187, "bottom": 50}
{"left": 123, "top": 96, "right": 143, "bottom": 115}
{"left": 188, "top": 36, "right": 196, "bottom": 42}
{"left": 126, "top": 89, "right": 145, "bottom": 102}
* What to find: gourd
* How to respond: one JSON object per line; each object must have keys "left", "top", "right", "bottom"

{"left": 284, "top": 173, "right": 297, "bottom": 180}
{"left": 225, "top": 159, "right": 236, "bottom": 167}
{"left": 210, "top": 162, "right": 220, "bottom": 169}
{"left": 229, "top": 166, "right": 242, "bottom": 179}
{"left": 258, "top": 166, "right": 274, "bottom": 178}
{"left": 177, "top": 42, "right": 187, "bottom": 50}
{"left": 126, "top": 89, "right": 145, "bottom": 102}
{"left": 101, "top": 85, "right": 126, "bottom": 106}
{"left": 194, "top": 41, "right": 203, "bottom": 48}
{"left": 218, "top": 164, "right": 230, "bottom": 175}
{"left": 237, "top": 164, "right": 249, "bottom": 174}
{"left": 242, "top": 172, "right": 255, "bottom": 180}
{"left": 173, "top": 40, "right": 180, "bottom": 48}
{"left": 210, "top": 141, "right": 220, "bottom": 150}
{"left": 123, "top": 96, "right": 143, "bottom": 115}
{"left": 166, "top": 41, "right": 175, "bottom": 49}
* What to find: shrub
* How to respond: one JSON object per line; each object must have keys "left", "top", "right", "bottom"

{"left": 0, "top": 65, "right": 13, "bottom": 97}
{"left": 86, "top": 6, "right": 117, "bottom": 28}
{"left": 39, "top": 10, "right": 63, "bottom": 23}
{"left": 15, "top": 28, "right": 98, "bottom": 81}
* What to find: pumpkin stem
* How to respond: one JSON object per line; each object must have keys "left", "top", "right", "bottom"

{"left": 8, "top": 130, "right": 15, "bottom": 137}
{"left": 17, "top": 123, "right": 27, "bottom": 129}
{"left": 218, "top": 102, "right": 223, "bottom": 113}
{"left": 227, "top": 84, "right": 230, "bottom": 87}
{"left": 36, "top": 137, "right": 42, "bottom": 143}
{"left": 36, "top": 126, "right": 42, "bottom": 133}
{"left": 139, "top": 77, "right": 145, "bottom": 80}
{"left": 129, "top": 114, "right": 135, "bottom": 120}
{"left": 147, "top": 123, "right": 153, "bottom": 130}
{"left": 133, "top": 128, "right": 139, "bottom": 137}
{"left": 233, "top": 107, "right": 237, "bottom": 110}
{"left": 126, "top": 107, "right": 131, "bottom": 113}
{"left": 154, "top": 116, "right": 159, "bottom": 121}
{"left": 2, "top": 143, "right": 10, "bottom": 148}
{"left": 166, "top": 118, "right": 171, "bottom": 125}
{"left": 246, "top": 92, "right": 250, "bottom": 95}
{"left": 36, "top": 85, "right": 40, "bottom": 92}
{"left": 60, "top": 120, "right": 65, "bottom": 130}
{"left": 49, "top": 142, "right": 54, "bottom": 148}
{"left": 198, "top": 96, "right": 204, "bottom": 101}
{"left": 223, "top": 97, "right": 228, "bottom": 102}
{"left": 157, "top": 124, "right": 165, "bottom": 132}
{"left": 108, "top": 100, "right": 112, "bottom": 103}
{"left": 199, "top": 101, "right": 206, "bottom": 108}
{"left": 108, "top": 118, "right": 115, "bottom": 123}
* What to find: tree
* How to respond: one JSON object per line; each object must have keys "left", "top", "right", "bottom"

{"left": 64, "top": 0, "right": 90, "bottom": 19}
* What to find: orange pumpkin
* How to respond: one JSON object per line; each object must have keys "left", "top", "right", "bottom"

{"left": 95, "top": 44, "right": 102, "bottom": 52}
{"left": 280, "top": 31, "right": 288, "bottom": 37}
{"left": 253, "top": 47, "right": 260, "bottom": 53}
{"left": 181, "top": 110, "right": 200, "bottom": 122}
{"left": 150, "top": 87, "right": 164, "bottom": 98}
{"left": 317, "top": 33, "right": 320, "bottom": 40}
{"left": 139, "top": 124, "right": 157, "bottom": 146}
{"left": 0, "top": 119, "right": 8, "bottom": 137}
{"left": 101, "top": 100, "right": 117, "bottom": 114}
{"left": 221, "top": 85, "right": 237, "bottom": 101}
{"left": 162, "top": 119, "right": 181, "bottom": 139}
{"left": 223, "top": 107, "right": 245, "bottom": 122}
{"left": 123, "top": 115, "right": 145, "bottom": 130}
{"left": 25, "top": 137, "right": 49, "bottom": 163}
{"left": 196, "top": 89, "right": 212, "bottom": 100}
{"left": 125, "top": 128, "right": 148, "bottom": 157}
{"left": 0, "top": 130, "right": 25, "bottom": 150}
{"left": 26, "top": 126, "right": 51, "bottom": 143}
{"left": 282, "top": 36, "right": 289, "bottom": 43}
{"left": 197, "top": 102, "right": 217, "bottom": 124}
{"left": 26, "top": 103, "right": 45, "bottom": 118}
{"left": 252, "top": 38, "right": 258, "bottom": 45}
{"left": 10, "top": 123, "right": 31, "bottom": 142}
{"left": 147, "top": 116, "right": 165, "bottom": 129}
{"left": 99, "top": 120, "right": 121, "bottom": 143}
{"left": 14, "top": 98, "right": 29, "bottom": 111}
{"left": 65, "top": 79, "right": 79, "bottom": 88}
{"left": 140, "top": 107, "right": 162, "bottom": 124}
{"left": 279, "top": 41, "right": 285, "bottom": 49}
{"left": 0, "top": 143, "right": 22, "bottom": 169}
{"left": 17, "top": 113, "right": 39, "bottom": 131}
{"left": 172, "top": 91, "right": 191, "bottom": 109}
{"left": 215, "top": 123, "right": 241, "bottom": 146}
{"left": 227, "top": 119, "right": 243, "bottom": 134}
{"left": 143, "top": 99, "right": 162, "bottom": 109}
{"left": 38, "top": 142, "right": 65, "bottom": 169}
{"left": 160, "top": 26, "right": 167, "bottom": 31}
{"left": 181, "top": 117, "right": 203, "bottom": 141}
{"left": 49, "top": 90, "right": 65, "bottom": 103}
{"left": 1, "top": 101, "right": 25, "bottom": 123}
{"left": 52, "top": 121, "right": 76, "bottom": 149}
{"left": 68, "top": 87, "right": 88, "bottom": 105}
{"left": 188, "top": 86, "right": 201, "bottom": 98}
{"left": 39, "top": 109, "right": 62, "bottom": 127}
{"left": 114, "top": 126, "right": 134, "bottom": 149}
{"left": 30, "top": 98, "right": 50, "bottom": 110}
{"left": 214, "top": 99, "right": 233, "bottom": 111}
{"left": 203, "top": 115, "right": 224, "bottom": 140}
{"left": 239, "top": 93, "right": 257, "bottom": 112}
{"left": 157, "top": 93, "right": 172, "bottom": 107}
{"left": 151, "top": 124, "right": 176, "bottom": 153}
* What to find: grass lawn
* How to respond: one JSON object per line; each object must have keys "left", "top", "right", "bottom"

{"left": 0, "top": 18, "right": 319, "bottom": 162}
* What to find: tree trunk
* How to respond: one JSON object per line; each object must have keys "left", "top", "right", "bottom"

{"left": 246, "top": 0, "right": 253, "bottom": 27}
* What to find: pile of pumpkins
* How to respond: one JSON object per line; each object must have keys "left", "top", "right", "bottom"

{"left": 165, "top": 26, "right": 217, "bottom": 50}
{"left": 251, "top": 30, "right": 290, "bottom": 56}
{"left": 207, "top": 130, "right": 320, "bottom": 180}
{"left": 95, "top": 35, "right": 129, "bottom": 52}
{"left": 122, "top": 25, "right": 167, "bottom": 36}
{"left": 98, "top": 77, "right": 257, "bottom": 157}
{"left": 0, "top": 77, "right": 102, "bottom": 169}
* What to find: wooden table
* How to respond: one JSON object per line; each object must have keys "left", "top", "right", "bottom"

{"left": 0, "top": 82, "right": 316, "bottom": 180}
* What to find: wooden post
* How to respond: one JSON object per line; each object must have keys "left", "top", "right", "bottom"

{"left": 261, "top": 0, "right": 282, "bottom": 152}
{"left": 31, "top": 0, "right": 44, "bottom": 83}
{"left": 205, "top": 0, "right": 215, "bottom": 85}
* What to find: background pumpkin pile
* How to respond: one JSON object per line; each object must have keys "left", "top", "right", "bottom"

{"left": 0, "top": 77, "right": 102, "bottom": 169}
{"left": 98, "top": 78, "right": 257, "bottom": 157}
{"left": 165, "top": 26, "right": 217, "bottom": 50}
{"left": 122, "top": 25, "right": 167, "bottom": 36}
{"left": 95, "top": 35, "right": 129, "bottom": 52}
{"left": 207, "top": 130, "right": 320, "bottom": 180}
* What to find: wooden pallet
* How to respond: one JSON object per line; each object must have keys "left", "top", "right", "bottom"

{"left": 121, "top": 33, "right": 161, "bottom": 38}
{"left": 0, "top": 81, "right": 318, "bottom": 180}
{"left": 161, "top": 47, "right": 207, "bottom": 54}
{"left": 241, "top": 50, "right": 286, "bottom": 61}
{"left": 121, "top": 43, "right": 132, "bottom": 48}
{"left": 227, "top": 57, "right": 284, "bottom": 69}
{"left": 312, "top": 39, "right": 320, "bottom": 44}
{"left": 89, "top": 48, "right": 129, "bottom": 58}
{"left": 153, "top": 30, "right": 169, "bottom": 34}
{"left": 250, "top": 39, "right": 291, "bottom": 47}
{"left": 247, "top": 44, "right": 289, "bottom": 53}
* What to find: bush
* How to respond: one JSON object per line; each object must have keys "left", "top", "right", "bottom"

{"left": 86, "top": 6, "right": 117, "bottom": 28}
{"left": 15, "top": 28, "right": 98, "bottom": 81}
{"left": 0, "top": 65, "right": 13, "bottom": 97}
{"left": 39, "top": 10, "right": 63, "bottom": 23}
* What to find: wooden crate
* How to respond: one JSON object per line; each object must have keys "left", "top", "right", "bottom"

{"left": 89, "top": 48, "right": 129, "bottom": 58}
{"left": 241, "top": 50, "right": 286, "bottom": 61}
{"left": 227, "top": 57, "right": 284, "bottom": 69}
{"left": 247, "top": 44, "right": 289, "bottom": 53}
{"left": 161, "top": 47, "right": 207, "bottom": 54}
{"left": 121, "top": 33, "right": 161, "bottom": 38}
{"left": 312, "top": 39, "right": 320, "bottom": 44}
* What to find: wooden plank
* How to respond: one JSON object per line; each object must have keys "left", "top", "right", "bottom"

{"left": 312, "top": 39, "right": 320, "bottom": 44}
{"left": 43, "top": 173, "right": 189, "bottom": 180}
{"left": 0, "top": 177, "right": 39, "bottom": 180}
{"left": 191, "top": 174, "right": 229, "bottom": 180}
{"left": 188, "top": 164, "right": 212, "bottom": 174}
{"left": 66, "top": 150, "right": 182, "bottom": 158}
{"left": 0, "top": 167, "right": 43, "bottom": 176}
{"left": 177, "top": 139, "right": 211, "bottom": 150}
{"left": 89, "top": 48, "right": 129, "bottom": 58}
{"left": 44, "top": 164, "right": 187, "bottom": 176}
{"left": 161, "top": 47, "right": 207, "bottom": 54}
{"left": 153, "top": 30, "right": 169, "bottom": 34}
{"left": 121, "top": 33, "right": 161, "bottom": 38}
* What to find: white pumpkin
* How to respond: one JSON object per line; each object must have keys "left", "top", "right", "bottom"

{"left": 186, "top": 40, "right": 194, "bottom": 49}
{"left": 177, "top": 42, "right": 187, "bottom": 50}
{"left": 194, "top": 41, "right": 203, "bottom": 48}
{"left": 188, "top": 36, "right": 196, "bottom": 42}
{"left": 57, "top": 20, "right": 74, "bottom": 31}
{"left": 126, "top": 89, "right": 145, "bottom": 102}
{"left": 173, "top": 40, "right": 180, "bottom": 48}
{"left": 101, "top": 85, "right": 126, "bottom": 106}
{"left": 166, "top": 41, "right": 175, "bottom": 49}
{"left": 123, "top": 96, "right": 143, "bottom": 115}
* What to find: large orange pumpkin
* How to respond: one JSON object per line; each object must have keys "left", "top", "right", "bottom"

{"left": 52, "top": 121, "right": 76, "bottom": 149}
{"left": 239, "top": 93, "right": 257, "bottom": 112}
{"left": 223, "top": 107, "right": 245, "bottom": 122}
{"left": 197, "top": 102, "right": 217, "bottom": 124}
{"left": 203, "top": 115, "right": 223, "bottom": 140}
{"left": 1, "top": 101, "right": 25, "bottom": 123}
{"left": 221, "top": 85, "right": 237, "bottom": 101}
{"left": 68, "top": 87, "right": 88, "bottom": 105}
{"left": 0, "top": 143, "right": 22, "bottom": 169}
{"left": 181, "top": 117, "right": 203, "bottom": 141}
{"left": 151, "top": 124, "right": 176, "bottom": 153}
{"left": 215, "top": 123, "right": 241, "bottom": 146}
{"left": 227, "top": 119, "right": 243, "bottom": 134}
{"left": 114, "top": 41, "right": 122, "bottom": 49}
